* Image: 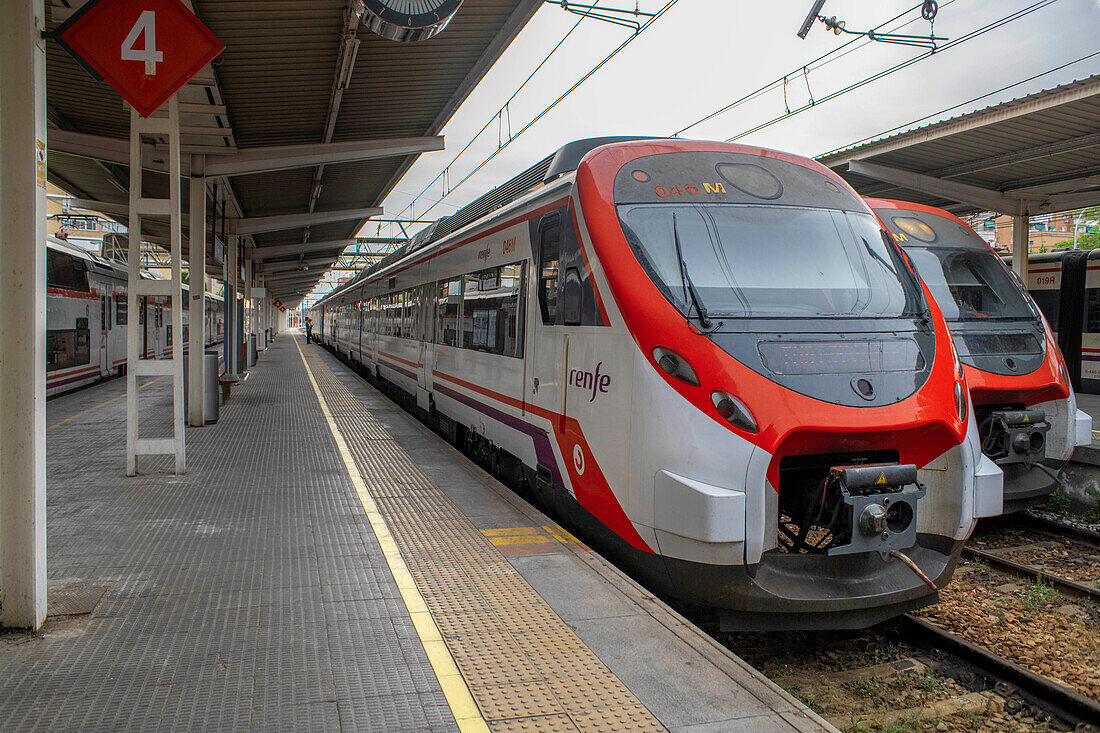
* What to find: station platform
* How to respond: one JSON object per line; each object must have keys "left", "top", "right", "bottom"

{"left": 0, "top": 332, "right": 832, "bottom": 732}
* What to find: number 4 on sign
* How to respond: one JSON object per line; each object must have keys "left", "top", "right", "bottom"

{"left": 121, "top": 10, "right": 163, "bottom": 75}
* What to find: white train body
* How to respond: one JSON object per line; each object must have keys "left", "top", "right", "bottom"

{"left": 46, "top": 236, "right": 224, "bottom": 397}
{"left": 310, "top": 139, "right": 1001, "bottom": 629}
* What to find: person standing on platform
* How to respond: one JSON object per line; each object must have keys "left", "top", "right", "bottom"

{"left": 305, "top": 316, "right": 313, "bottom": 343}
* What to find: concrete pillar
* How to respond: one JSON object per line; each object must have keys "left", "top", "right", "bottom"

{"left": 1012, "top": 214, "right": 1030, "bottom": 285}
{"left": 0, "top": 0, "right": 47, "bottom": 630}
{"left": 188, "top": 162, "right": 206, "bottom": 426}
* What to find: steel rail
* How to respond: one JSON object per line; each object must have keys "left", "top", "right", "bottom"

{"left": 1017, "top": 513, "right": 1100, "bottom": 550}
{"left": 963, "top": 546, "right": 1100, "bottom": 601}
{"left": 898, "top": 614, "right": 1100, "bottom": 728}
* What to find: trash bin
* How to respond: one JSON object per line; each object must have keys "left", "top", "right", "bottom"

{"left": 204, "top": 350, "right": 220, "bottom": 424}
{"left": 249, "top": 333, "right": 258, "bottom": 366}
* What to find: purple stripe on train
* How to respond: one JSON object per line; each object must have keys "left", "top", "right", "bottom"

{"left": 432, "top": 381, "right": 563, "bottom": 487}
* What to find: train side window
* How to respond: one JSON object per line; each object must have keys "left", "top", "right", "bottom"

{"left": 46, "top": 328, "right": 91, "bottom": 372}
{"left": 1085, "top": 289, "right": 1100, "bottom": 333}
{"left": 116, "top": 297, "right": 128, "bottom": 325}
{"left": 435, "top": 279, "right": 461, "bottom": 347}
{"left": 101, "top": 295, "right": 109, "bottom": 331}
{"left": 538, "top": 216, "right": 561, "bottom": 325}
{"left": 461, "top": 263, "right": 526, "bottom": 357}
{"left": 46, "top": 249, "right": 90, "bottom": 292}
{"left": 562, "top": 267, "right": 582, "bottom": 326}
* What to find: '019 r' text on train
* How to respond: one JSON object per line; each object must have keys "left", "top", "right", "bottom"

{"left": 311, "top": 138, "right": 1003, "bottom": 629}
{"left": 46, "top": 235, "right": 225, "bottom": 397}
{"left": 868, "top": 199, "right": 1090, "bottom": 513}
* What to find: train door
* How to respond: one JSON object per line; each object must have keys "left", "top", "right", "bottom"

{"left": 527, "top": 213, "right": 565, "bottom": 428}
{"left": 99, "top": 288, "right": 110, "bottom": 376}
{"left": 417, "top": 283, "right": 434, "bottom": 411}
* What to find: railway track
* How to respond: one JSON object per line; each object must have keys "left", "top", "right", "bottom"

{"left": 897, "top": 614, "right": 1100, "bottom": 730}
{"left": 965, "top": 514, "right": 1100, "bottom": 601}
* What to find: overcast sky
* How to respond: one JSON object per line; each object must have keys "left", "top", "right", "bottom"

{"left": 312, "top": 0, "right": 1100, "bottom": 300}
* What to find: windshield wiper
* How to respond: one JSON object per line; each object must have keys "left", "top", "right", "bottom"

{"left": 672, "top": 212, "right": 712, "bottom": 328}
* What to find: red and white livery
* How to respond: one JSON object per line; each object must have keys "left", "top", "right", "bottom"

{"left": 312, "top": 139, "right": 1003, "bottom": 629}
{"left": 868, "top": 199, "right": 1090, "bottom": 512}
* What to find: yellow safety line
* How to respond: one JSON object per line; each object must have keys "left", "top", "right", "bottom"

{"left": 294, "top": 336, "right": 488, "bottom": 733}
{"left": 47, "top": 376, "right": 165, "bottom": 431}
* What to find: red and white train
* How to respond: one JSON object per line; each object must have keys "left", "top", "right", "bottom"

{"left": 867, "top": 200, "right": 1091, "bottom": 512}
{"left": 46, "top": 235, "right": 224, "bottom": 397}
{"left": 311, "top": 138, "right": 1003, "bottom": 629}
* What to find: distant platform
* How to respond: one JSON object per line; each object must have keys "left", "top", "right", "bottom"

{"left": 0, "top": 332, "right": 832, "bottom": 732}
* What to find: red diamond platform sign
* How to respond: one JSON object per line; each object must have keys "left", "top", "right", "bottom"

{"left": 56, "top": 0, "right": 224, "bottom": 118}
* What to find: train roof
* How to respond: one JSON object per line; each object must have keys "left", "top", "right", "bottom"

{"left": 46, "top": 236, "right": 225, "bottom": 297}
{"left": 316, "top": 136, "right": 659, "bottom": 308}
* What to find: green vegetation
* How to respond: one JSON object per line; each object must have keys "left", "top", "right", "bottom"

{"left": 1022, "top": 574, "right": 1059, "bottom": 611}
{"left": 1084, "top": 487, "right": 1100, "bottom": 524}
{"left": 1045, "top": 490, "right": 1071, "bottom": 515}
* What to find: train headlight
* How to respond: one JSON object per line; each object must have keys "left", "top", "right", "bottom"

{"left": 712, "top": 390, "right": 757, "bottom": 433}
{"left": 954, "top": 381, "right": 967, "bottom": 422}
{"left": 653, "top": 347, "right": 699, "bottom": 386}
{"left": 1060, "top": 360, "right": 1070, "bottom": 387}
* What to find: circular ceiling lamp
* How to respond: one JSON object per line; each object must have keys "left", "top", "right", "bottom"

{"left": 360, "top": 0, "right": 465, "bottom": 43}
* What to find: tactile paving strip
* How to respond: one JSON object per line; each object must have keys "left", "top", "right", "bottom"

{"left": 301, "top": 342, "right": 666, "bottom": 732}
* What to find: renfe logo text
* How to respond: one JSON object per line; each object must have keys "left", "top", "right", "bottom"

{"left": 569, "top": 361, "right": 611, "bottom": 402}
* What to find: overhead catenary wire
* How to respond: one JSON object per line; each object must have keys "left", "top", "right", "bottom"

{"left": 390, "top": 0, "right": 680, "bottom": 235}
{"left": 672, "top": 0, "right": 958, "bottom": 138}
{"left": 817, "top": 48, "right": 1100, "bottom": 158}
{"left": 391, "top": 0, "right": 615, "bottom": 232}
{"left": 724, "top": 0, "right": 1062, "bottom": 142}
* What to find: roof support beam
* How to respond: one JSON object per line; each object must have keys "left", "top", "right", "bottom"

{"left": 250, "top": 238, "right": 357, "bottom": 259}
{"left": 926, "top": 132, "right": 1100, "bottom": 180}
{"left": 821, "top": 76, "right": 1100, "bottom": 168}
{"left": 257, "top": 257, "right": 339, "bottom": 274}
{"left": 848, "top": 160, "right": 1029, "bottom": 215}
{"left": 235, "top": 208, "right": 380, "bottom": 236}
{"left": 48, "top": 130, "right": 192, "bottom": 177}
{"left": 203, "top": 136, "right": 444, "bottom": 178}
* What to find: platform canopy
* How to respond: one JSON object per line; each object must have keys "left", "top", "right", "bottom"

{"left": 44, "top": 0, "right": 542, "bottom": 306}
{"left": 817, "top": 75, "right": 1100, "bottom": 217}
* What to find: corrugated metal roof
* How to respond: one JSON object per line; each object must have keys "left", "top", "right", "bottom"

{"left": 45, "top": 0, "right": 542, "bottom": 305}
{"left": 817, "top": 75, "right": 1100, "bottom": 215}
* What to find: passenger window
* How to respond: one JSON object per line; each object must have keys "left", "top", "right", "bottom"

{"left": 538, "top": 216, "right": 561, "bottom": 325}
{"left": 435, "top": 279, "right": 461, "bottom": 347}
{"left": 46, "top": 250, "right": 90, "bottom": 292}
{"left": 46, "top": 328, "right": 90, "bottom": 372}
{"left": 116, "top": 297, "right": 128, "bottom": 325}
{"left": 461, "top": 263, "right": 526, "bottom": 357}
{"left": 562, "top": 267, "right": 582, "bottom": 326}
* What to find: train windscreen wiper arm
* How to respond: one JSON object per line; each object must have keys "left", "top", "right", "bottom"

{"left": 672, "top": 212, "right": 712, "bottom": 329}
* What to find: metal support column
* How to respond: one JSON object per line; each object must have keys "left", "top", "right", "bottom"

{"left": 1012, "top": 214, "right": 1030, "bottom": 284}
{"left": 0, "top": 0, "right": 47, "bottom": 630}
{"left": 126, "top": 97, "right": 185, "bottom": 475}
{"left": 224, "top": 232, "right": 238, "bottom": 379}
{"left": 188, "top": 157, "right": 206, "bottom": 426}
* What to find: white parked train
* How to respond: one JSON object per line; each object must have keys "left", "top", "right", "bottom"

{"left": 46, "top": 235, "right": 225, "bottom": 397}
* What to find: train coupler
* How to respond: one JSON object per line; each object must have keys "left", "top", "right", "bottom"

{"left": 981, "top": 409, "right": 1049, "bottom": 465}
{"left": 825, "top": 463, "right": 926, "bottom": 559}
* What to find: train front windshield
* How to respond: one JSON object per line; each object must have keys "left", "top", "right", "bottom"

{"left": 619, "top": 203, "right": 924, "bottom": 320}
{"left": 878, "top": 209, "right": 1036, "bottom": 323}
